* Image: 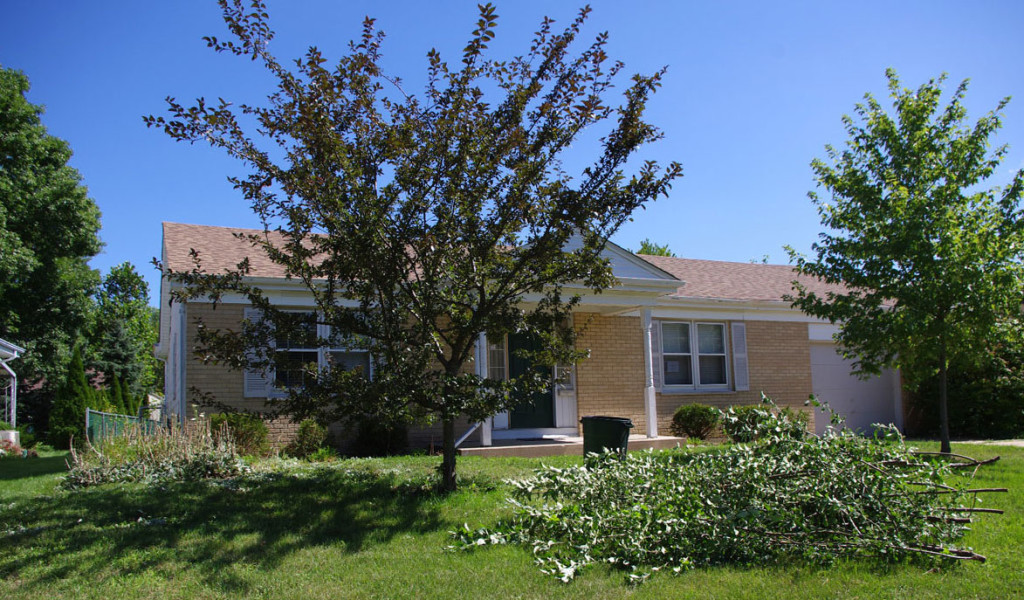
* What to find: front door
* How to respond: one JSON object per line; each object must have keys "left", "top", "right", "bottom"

{"left": 508, "top": 332, "right": 554, "bottom": 429}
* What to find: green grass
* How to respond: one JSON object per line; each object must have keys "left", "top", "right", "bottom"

{"left": 0, "top": 443, "right": 1020, "bottom": 599}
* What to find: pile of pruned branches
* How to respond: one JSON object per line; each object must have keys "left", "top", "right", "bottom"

{"left": 452, "top": 398, "right": 1004, "bottom": 582}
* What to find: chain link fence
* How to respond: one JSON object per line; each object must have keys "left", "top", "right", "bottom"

{"left": 85, "top": 409, "right": 161, "bottom": 445}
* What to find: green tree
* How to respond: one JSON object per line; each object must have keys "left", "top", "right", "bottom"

{"left": 109, "top": 375, "right": 126, "bottom": 415}
{"left": 635, "top": 238, "right": 675, "bottom": 256}
{"left": 0, "top": 66, "right": 102, "bottom": 406}
{"left": 47, "top": 347, "right": 92, "bottom": 449}
{"left": 90, "top": 262, "right": 159, "bottom": 397}
{"left": 147, "top": 1, "right": 681, "bottom": 490}
{"left": 789, "top": 70, "right": 1024, "bottom": 453}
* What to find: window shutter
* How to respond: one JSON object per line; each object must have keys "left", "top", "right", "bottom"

{"left": 651, "top": 320, "right": 663, "bottom": 390}
{"left": 242, "top": 307, "right": 274, "bottom": 398}
{"left": 731, "top": 322, "right": 749, "bottom": 392}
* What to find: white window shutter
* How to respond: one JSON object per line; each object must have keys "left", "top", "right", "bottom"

{"left": 731, "top": 322, "right": 749, "bottom": 392}
{"left": 243, "top": 307, "right": 274, "bottom": 398}
{"left": 651, "top": 320, "right": 663, "bottom": 390}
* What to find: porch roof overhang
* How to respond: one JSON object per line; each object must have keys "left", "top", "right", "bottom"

{"left": 0, "top": 338, "right": 25, "bottom": 362}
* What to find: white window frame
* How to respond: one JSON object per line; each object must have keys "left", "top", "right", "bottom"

{"left": 484, "top": 333, "right": 570, "bottom": 389}
{"left": 487, "top": 336, "right": 508, "bottom": 382}
{"left": 274, "top": 310, "right": 371, "bottom": 392}
{"left": 660, "top": 320, "right": 730, "bottom": 391}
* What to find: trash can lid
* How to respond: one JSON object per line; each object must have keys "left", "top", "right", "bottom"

{"left": 580, "top": 415, "right": 634, "bottom": 426}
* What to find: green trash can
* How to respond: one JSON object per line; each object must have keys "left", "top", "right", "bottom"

{"left": 581, "top": 416, "right": 634, "bottom": 458}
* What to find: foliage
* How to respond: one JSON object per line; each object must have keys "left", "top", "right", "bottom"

{"left": 453, "top": 399, "right": 998, "bottom": 582}
{"left": 89, "top": 262, "right": 160, "bottom": 397}
{"left": 788, "top": 70, "right": 1024, "bottom": 453}
{"left": 146, "top": 1, "right": 680, "bottom": 491}
{"left": 47, "top": 347, "right": 91, "bottom": 449}
{"left": 349, "top": 417, "right": 408, "bottom": 458}
{"left": 669, "top": 403, "right": 719, "bottom": 439}
{"left": 720, "top": 405, "right": 764, "bottom": 442}
{"left": 63, "top": 419, "right": 247, "bottom": 489}
{"left": 0, "top": 438, "right": 22, "bottom": 458}
{"left": 0, "top": 420, "right": 38, "bottom": 449}
{"left": 209, "top": 412, "right": 270, "bottom": 457}
{"left": 635, "top": 238, "right": 676, "bottom": 257}
{"left": 909, "top": 318, "right": 1024, "bottom": 439}
{"left": 720, "top": 402, "right": 809, "bottom": 443}
{"left": 0, "top": 66, "right": 102, "bottom": 394}
{"left": 285, "top": 418, "right": 327, "bottom": 459}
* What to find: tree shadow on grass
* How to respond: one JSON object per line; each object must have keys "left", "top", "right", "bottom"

{"left": 0, "top": 454, "right": 68, "bottom": 481}
{"left": 0, "top": 466, "right": 448, "bottom": 596}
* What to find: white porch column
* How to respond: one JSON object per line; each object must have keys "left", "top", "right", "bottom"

{"left": 641, "top": 308, "right": 658, "bottom": 438}
{"left": 478, "top": 332, "right": 493, "bottom": 446}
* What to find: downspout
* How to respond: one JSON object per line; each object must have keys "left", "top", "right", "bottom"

{"left": 176, "top": 302, "right": 187, "bottom": 424}
{"left": 0, "top": 359, "right": 15, "bottom": 428}
{"left": 478, "top": 332, "right": 492, "bottom": 446}
{"left": 641, "top": 308, "right": 658, "bottom": 438}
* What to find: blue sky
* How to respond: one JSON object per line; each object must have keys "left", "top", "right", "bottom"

{"left": 3, "top": 1, "right": 1023, "bottom": 306}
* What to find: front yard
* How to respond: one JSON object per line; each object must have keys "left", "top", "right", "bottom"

{"left": 1, "top": 444, "right": 1020, "bottom": 599}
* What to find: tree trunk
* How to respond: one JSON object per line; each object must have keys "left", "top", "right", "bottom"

{"left": 938, "top": 338, "right": 951, "bottom": 454}
{"left": 441, "top": 417, "right": 457, "bottom": 492}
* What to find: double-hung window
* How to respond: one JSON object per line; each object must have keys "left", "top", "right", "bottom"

{"left": 274, "top": 311, "right": 370, "bottom": 391}
{"left": 660, "top": 321, "right": 729, "bottom": 389}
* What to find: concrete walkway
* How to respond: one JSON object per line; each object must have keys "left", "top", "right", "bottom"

{"left": 458, "top": 434, "right": 686, "bottom": 458}
{"left": 957, "top": 440, "right": 1024, "bottom": 447}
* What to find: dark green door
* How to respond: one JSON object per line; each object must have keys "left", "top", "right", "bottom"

{"left": 508, "top": 332, "right": 554, "bottom": 429}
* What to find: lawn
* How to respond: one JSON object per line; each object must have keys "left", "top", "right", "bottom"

{"left": 0, "top": 443, "right": 1020, "bottom": 600}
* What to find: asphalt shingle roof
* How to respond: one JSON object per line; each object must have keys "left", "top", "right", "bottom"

{"left": 162, "top": 222, "right": 842, "bottom": 303}
{"left": 637, "top": 255, "right": 843, "bottom": 303}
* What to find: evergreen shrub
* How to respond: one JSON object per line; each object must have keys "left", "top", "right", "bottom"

{"left": 669, "top": 404, "right": 719, "bottom": 440}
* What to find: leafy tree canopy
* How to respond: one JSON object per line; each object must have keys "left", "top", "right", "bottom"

{"left": 789, "top": 69, "right": 1024, "bottom": 452}
{"left": 147, "top": 1, "right": 681, "bottom": 490}
{"left": 635, "top": 238, "right": 675, "bottom": 256}
{"left": 0, "top": 65, "right": 102, "bottom": 389}
{"left": 89, "top": 262, "right": 159, "bottom": 396}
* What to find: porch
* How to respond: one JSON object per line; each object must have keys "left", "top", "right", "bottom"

{"left": 457, "top": 433, "right": 686, "bottom": 458}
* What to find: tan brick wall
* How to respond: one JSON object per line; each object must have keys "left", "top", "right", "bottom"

{"left": 184, "top": 302, "right": 248, "bottom": 412}
{"left": 574, "top": 313, "right": 649, "bottom": 435}
{"left": 184, "top": 302, "right": 303, "bottom": 448}
{"left": 655, "top": 320, "right": 814, "bottom": 434}
{"left": 573, "top": 315, "right": 814, "bottom": 437}
{"left": 183, "top": 301, "right": 482, "bottom": 450}
{"left": 183, "top": 303, "right": 815, "bottom": 448}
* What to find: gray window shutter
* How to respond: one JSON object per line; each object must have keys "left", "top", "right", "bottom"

{"left": 731, "top": 322, "right": 749, "bottom": 392}
{"left": 651, "top": 320, "right": 663, "bottom": 390}
{"left": 243, "top": 307, "right": 274, "bottom": 398}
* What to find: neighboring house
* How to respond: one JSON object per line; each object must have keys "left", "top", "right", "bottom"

{"left": 0, "top": 337, "right": 25, "bottom": 428}
{"left": 155, "top": 222, "right": 903, "bottom": 448}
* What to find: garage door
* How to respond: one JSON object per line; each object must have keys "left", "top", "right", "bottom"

{"left": 810, "top": 343, "right": 901, "bottom": 435}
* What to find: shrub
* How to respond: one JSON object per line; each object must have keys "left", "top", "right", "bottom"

{"left": 307, "top": 446, "right": 339, "bottom": 462}
{"left": 454, "top": 396, "right": 999, "bottom": 582}
{"left": 669, "top": 404, "right": 719, "bottom": 439}
{"left": 721, "top": 405, "right": 766, "bottom": 443}
{"left": 210, "top": 412, "right": 269, "bottom": 456}
{"left": 721, "top": 402, "right": 809, "bottom": 443}
{"left": 349, "top": 418, "right": 408, "bottom": 457}
{"left": 63, "top": 419, "right": 247, "bottom": 489}
{"left": 0, "top": 438, "right": 23, "bottom": 458}
{"left": 48, "top": 347, "right": 91, "bottom": 449}
{"left": 1, "top": 421, "right": 38, "bottom": 449}
{"left": 17, "top": 426, "right": 38, "bottom": 449}
{"left": 285, "top": 419, "right": 328, "bottom": 459}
